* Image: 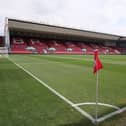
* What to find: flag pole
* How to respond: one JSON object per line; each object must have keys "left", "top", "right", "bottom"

{"left": 94, "top": 50, "right": 102, "bottom": 125}
{"left": 95, "top": 67, "right": 99, "bottom": 125}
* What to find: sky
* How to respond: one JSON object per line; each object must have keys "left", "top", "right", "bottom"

{"left": 0, "top": 0, "right": 126, "bottom": 36}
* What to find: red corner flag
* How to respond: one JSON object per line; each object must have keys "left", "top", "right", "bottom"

{"left": 93, "top": 50, "right": 103, "bottom": 74}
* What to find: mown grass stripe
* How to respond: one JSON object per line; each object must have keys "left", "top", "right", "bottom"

{"left": 9, "top": 57, "right": 95, "bottom": 123}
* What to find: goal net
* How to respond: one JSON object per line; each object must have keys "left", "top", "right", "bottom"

{"left": 0, "top": 47, "right": 8, "bottom": 57}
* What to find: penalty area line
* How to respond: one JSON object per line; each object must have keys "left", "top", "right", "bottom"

{"left": 8, "top": 58, "right": 95, "bottom": 124}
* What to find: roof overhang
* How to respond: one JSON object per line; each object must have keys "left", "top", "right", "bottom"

{"left": 7, "top": 18, "right": 125, "bottom": 41}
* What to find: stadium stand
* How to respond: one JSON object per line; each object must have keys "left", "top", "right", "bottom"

{"left": 28, "top": 38, "right": 48, "bottom": 54}
{"left": 10, "top": 38, "right": 32, "bottom": 54}
{"left": 9, "top": 37, "right": 122, "bottom": 55}
{"left": 4, "top": 18, "right": 126, "bottom": 55}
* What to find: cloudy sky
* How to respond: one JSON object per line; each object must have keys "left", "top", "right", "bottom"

{"left": 0, "top": 0, "right": 126, "bottom": 36}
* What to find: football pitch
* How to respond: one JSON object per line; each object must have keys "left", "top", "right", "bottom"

{"left": 0, "top": 54, "right": 126, "bottom": 126}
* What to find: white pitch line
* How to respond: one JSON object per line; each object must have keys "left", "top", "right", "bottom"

{"left": 73, "top": 102, "right": 120, "bottom": 110}
{"left": 8, "top": 58, "right": 95, "bottom": 123}
{"left": 97, "top": 107, "right": 126, "bottom": 123}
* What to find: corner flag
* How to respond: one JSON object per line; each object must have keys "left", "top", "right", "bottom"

{"left": 93, "top": 49, "right": 103, "bottom": 125}
{"left": 93, "top": 50, "right": 103, "bottom": 74}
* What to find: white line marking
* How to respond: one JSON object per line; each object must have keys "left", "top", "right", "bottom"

{"left": 97, "top": 107, "right": 126, "bottom": 123}
{"left": 8, "top": 58, "right": 95, "bottom": 123}
{"left": 73, "top": 102, "right": 120, "bottom": 110}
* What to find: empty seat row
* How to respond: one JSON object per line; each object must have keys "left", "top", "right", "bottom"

{"left": 10, "top": 37, "right": 123, "bottom": 54}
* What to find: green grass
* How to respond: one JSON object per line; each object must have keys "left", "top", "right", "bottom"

{"left": 0, "top": 55, "right": 126, "bottom": 126}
